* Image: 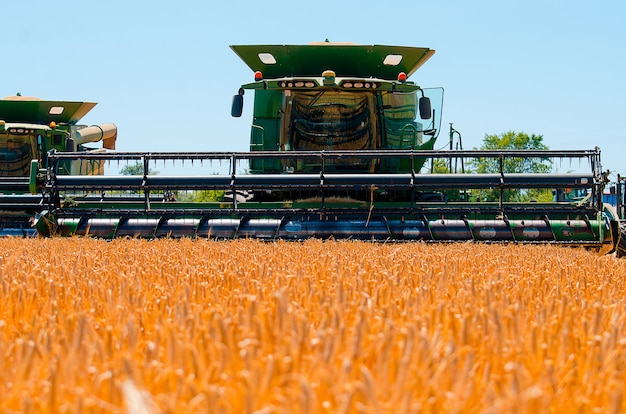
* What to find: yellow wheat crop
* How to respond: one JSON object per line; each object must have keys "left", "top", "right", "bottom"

{"left": 1, "top": 238, "right": 626, "bottom": 413}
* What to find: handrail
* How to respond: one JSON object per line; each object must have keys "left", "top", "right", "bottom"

{"left": 47, "top": 148, "right": 601, "bottom": 161}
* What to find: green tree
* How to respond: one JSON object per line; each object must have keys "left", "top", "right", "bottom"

{"left": 118, "top": 163, "right": 224, "bottom": 202}
{"left": 430, "top": 158, "right": 450, "bottom": 174}
{"left": 471, "top": 131, "right": 553, "bottom": 202}
{"left": 119, "top": 162, "right": 157, "bottom": 176}
{"left": 177, "top": 189, "right": 224, "bottom": 202}
{"left": 473, "top": 131, "right": 551, "bottom": 174}
{"left": 118, "top": 162, "right": 161, "bottom": 196}
{"left": 430, "top": 158, "right": 469, "bottom": 201}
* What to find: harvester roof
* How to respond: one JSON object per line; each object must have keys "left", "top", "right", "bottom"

{"left": 0, "top": 96, "right": 97, "bottom": 124}
{"left": 230, "top": 43, "right": 435, "bottom": 80}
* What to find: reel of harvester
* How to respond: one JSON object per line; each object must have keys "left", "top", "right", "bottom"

{"left": 34, "top": 147, "right": 626, "bottom": 255}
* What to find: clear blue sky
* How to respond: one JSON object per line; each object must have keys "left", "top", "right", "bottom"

{"left": 5, "top": 0, "right": 625, "bottom": 178}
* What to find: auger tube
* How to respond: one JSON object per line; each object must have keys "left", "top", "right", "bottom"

{"left": 75, "top": 123, "right": 117, "bottom": 149}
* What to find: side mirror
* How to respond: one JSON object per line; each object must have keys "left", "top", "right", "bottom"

{"left": 231, "top": 94, "right": 244, "bottom": 117}
{"left": 419, "top": 96, "right": 432, "bottom": 120}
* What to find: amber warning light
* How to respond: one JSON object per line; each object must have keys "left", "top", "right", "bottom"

{"left": 397, "top": 72, "right": 407, "bottom": 82}
{"left": 254, "top": 71, "right": 263, "bottom": 81}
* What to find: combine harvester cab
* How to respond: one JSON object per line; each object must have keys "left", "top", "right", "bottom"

{"left": 0, "top": 95, "right": 117, "bottom": 236}
{"left": 34, "top": 43, "right": 626, "bottom": 257}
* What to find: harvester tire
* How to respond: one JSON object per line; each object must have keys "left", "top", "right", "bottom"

{"left": 617, "top": 220, "right": 626, "bottom": 258}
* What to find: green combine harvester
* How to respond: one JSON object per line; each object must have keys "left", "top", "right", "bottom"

{"left": 0, "top": 95, "right": 116, "bottom": 236}
{"left": 12, "top": 42, "right": 626, "bottom": 256}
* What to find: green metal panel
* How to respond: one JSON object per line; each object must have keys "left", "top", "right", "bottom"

{"left": 230, "top": 44, "right": 434, "bottom": 80}
{"left": 381, "top": 135, "right": 437, "bottom": 173}
{"left": 250, "top": 118, "right": 279, "bottom": 150}
{"left": 252, "top": 90, "right": 282, "bottom": 118}
{"left": 249, "top": 89, "right": 282, "bottom": 172}
{"left": 250, "top": 118, "right": 281, "bottom": 173}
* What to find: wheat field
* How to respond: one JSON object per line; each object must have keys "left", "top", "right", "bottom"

{"left": 1, "top": 238, "right": 625, "bottom": 413}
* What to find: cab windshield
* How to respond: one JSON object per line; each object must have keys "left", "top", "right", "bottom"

{"left": 284, "top": 90, "right": 378, "bottom": 152}
{"left": 0, "top": 134, "right": 37, "bottom": 176}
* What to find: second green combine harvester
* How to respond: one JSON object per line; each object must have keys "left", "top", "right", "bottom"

{"left": 34, "top": 42, "right": 626, "bottom": 256}
{"left": 0, "top": 95, "right": 116, "bottom": 235}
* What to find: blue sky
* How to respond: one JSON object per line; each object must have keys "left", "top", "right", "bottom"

{"left": 4, "top": 1, "right": 625, "bottom": 178}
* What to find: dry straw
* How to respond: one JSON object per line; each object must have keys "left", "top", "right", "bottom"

{"left": 1, "top": 238, "right": 625, "bottom": 413}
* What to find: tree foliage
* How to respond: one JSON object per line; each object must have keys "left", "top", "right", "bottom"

{"left": 471, "top": 131, "right": 553, "bottom": 202}
{"left": 429, "top": 158, "right": 468, "bottom": 200}
{"left": 473, "top": 131, "right": 552, "bottom": 174}
{"left": 177, "top": 189, "right": 224, "bottom": 202}
{"left": 118, "top": 162, "right": 162, "bottom": 195}
{"left": 119, "top": 162, "right": 157, "bottom": 176}
{"left": 430, "top": 158, "right": 451, "bottom": 174}
{"left": 118, "top": 162, "right": 224, "bottom": 201}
